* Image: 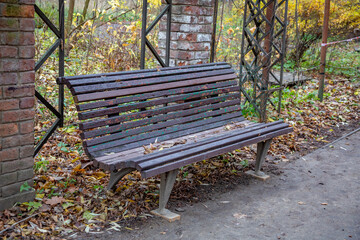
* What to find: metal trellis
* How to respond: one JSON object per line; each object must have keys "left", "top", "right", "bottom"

{"left": 140, "top": 0, "right": 172, "bottom": 69}
{"left": 239, "top": 0, "right": 289, "bottom": 122}
{"left": 34, "top": 0, "right": 65, "bottom": 156}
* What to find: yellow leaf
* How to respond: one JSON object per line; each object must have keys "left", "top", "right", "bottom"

{"left": 93, "top": 171, "right": 107, "bottom": 179}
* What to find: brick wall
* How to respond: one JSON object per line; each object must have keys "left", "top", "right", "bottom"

{"left": 0, "top": 0, "right": 35, "bottom": 211}
{"left": 158, "top": 0, "right": 214, "bottom": 66}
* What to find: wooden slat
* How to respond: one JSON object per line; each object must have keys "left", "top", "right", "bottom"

{"left": 80, "top": 95, "right": 240, "bottom": 130}
{"left": 82, "top": 96, "right": 241, "bottom": 139}
{"left": 97, "top": 121, "right": 288, "bottom": 170}
{"left": 78, "top": 86, "right": 238, "bottom": 120}
{"left": 98, "top": 121, "right": 281, "bottom": 167}
{"left": 88, "top": 111, "right": 244, "bottom": 153}
{"left": 72, "top": 68, "right": 235, "bottom": 95}
{"left": 67, "top": 64, "right": 231, "bottom": 87}
{"left": 90, "top": 115, "right": 245, "bottom": 158}
{"left": 85, "top": 106, "right": 243, "bottom": 147}
{"left": 77, "top": 80, "right": 237, "bottom": 111}
{"left": 75, "top": 73, "right": 237, "bottom": 103}
{"left": 95, "top": 120, "right": 255, "bottom": 165}
{"left": 141, "top": 128, "right": 293, "bottom": 178}
{"left": 137, "top": 122, "right": 290, "bottom": 170}
{"left": 62, "top": 62, "right": 229, "bottom": 81}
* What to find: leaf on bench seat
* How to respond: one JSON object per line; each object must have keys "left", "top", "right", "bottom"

{"left": 143, "top": 143, "right": 157, "bottom": 155}
{"left": 104, "top": 152, "right": 115, "bottom": 156}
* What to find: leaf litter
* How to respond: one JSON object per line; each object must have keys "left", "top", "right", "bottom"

{"left": 0, "top": 79, "right": 359, "bottom": 238}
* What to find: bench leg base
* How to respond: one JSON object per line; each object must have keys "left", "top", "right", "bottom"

{"left": 151, "top": 208, "right": 181, "bottom": 222}
{"left": 151, "top": 169, "right": 179, "bottom": 222}
{"left": 246, "top": 139, "right": 272, "bottom": 181}
{"left": 245, "top": 170, "right": 270, "bottom": 181}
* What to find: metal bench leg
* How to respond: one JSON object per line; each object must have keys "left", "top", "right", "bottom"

{"left": 107, "top": 168, "right": 133, "bottom": 190}
{"left": 246, "top": 139, "right": 272, "bottom": 180}
{"left": 151, "top": 169, "right": 180, "bottom": 222}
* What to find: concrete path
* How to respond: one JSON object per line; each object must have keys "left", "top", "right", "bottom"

{"left": 84, "top": 130, "right": 360, "bottom": 240}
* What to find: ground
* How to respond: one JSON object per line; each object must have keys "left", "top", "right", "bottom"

{"left": 75, "top": 129, "right": 360, "bottom": 240}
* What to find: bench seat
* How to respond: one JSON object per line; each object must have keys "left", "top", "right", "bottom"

{"left": 95, "top": 120, "right": 291, "bottom": 179}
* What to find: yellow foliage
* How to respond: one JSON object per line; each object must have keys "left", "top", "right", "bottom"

{"left": 288, "top": 0, "right": 360, "bottom": 39}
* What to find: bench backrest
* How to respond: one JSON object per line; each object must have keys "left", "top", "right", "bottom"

{"left": 62, "top": 62, "right": 243, "bottom": 158}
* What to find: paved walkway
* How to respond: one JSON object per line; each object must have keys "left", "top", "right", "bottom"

{"left": 83, "top": 130, "right": 360, "bottom": 240}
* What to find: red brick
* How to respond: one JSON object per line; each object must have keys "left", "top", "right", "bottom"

{"left": 1, "top": 157, "right": 33, "bottom": 173}
{"left": 19, "top": 32, "right": 34, "bottom": 45}
{"left": 0, "top": 46, "right": 18, "bottom": 58}
{"left": 2, "top": 109, "right": 34, "bottom": 122}
{"left": 0, "top": 0, "right": 18, "bottom": 3}
{"left": 18, "top": 46, "right": 34, "bottom": 58}
{"left": 19, "top": 120, "right": 33, "bottom": 134}
{"left": 0, "top": 123, "right": 18, "bottom": 137}
{"left": 17, "top": 168, "right": 33, "bottom": 181}
{"left": 195, "top": 51, "right": 209, "bottom": 59}
{"left": 20, "top": 145, "right": 33, "bottom": 158}
{"left": 0, "top": 72, "right": 18, "bottom": 85}
{"left": 1, "top": 4, "right": 34, "bottom": 18}
{"left": 159, "top": 22, "right": 180, "bottom": 32}
{"left": 0, "top": 99, "right": 19, "bottom": 111}
{"left": 1, "top": 182, "right": 23, "bottom": 197}
{"left": 0, "top": 58, "right": 19, "bottom": 71}
{"left": 2, "top": 135, "right": 20, "bottom": 148}
{"left": 0, "top": 17, "right": 19, "bottom": 30}
{"left": 0, "top": 172, "right": 17, "bottom": 188}
{"left": 0, "top": 147, "right": 19, "bottom": 161}
{"left": 3, "top": 32, "right": 20, "bottom": 45}
{"left": 19, "top": 96, "right": 34, "bottom": 108}
{"left": 19, "top": 0, "right": 36, "bottom": 4}
{"left": 21, "top": 133, "right": 33, "bottom": 145}
{"left": 19, "top": 71, "right": 34, "bottom": 84}
{"left": 183, "top": 6, "right": 201, "bottom": 15}
{"left": 19, "top": 18, "right": 34, "bottom": 31}
{"left": 173, "top": 0, "right": 199, "bottom": 5}
{"left": 192, "top": 42, "right": 211, "bottom": 51}
{"left": 177, "top": 33, "right": 197, "bottom": 42}
{"left": 19, "top": 59, "right": 34, "bottom": 71}
{"left": 3, "top": 85, "right": 34, "bottom": 98}
{"left": 177, "top": 50, "right": 195, "bottom": 60}
{"left": 2, "top": 133, "right": 33, "bottom": 148}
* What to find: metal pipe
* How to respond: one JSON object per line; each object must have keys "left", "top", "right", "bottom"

{"left": 277, "top": 0, "right": 289, "bottom": 115}
{"left": 210, "top": 0, "right": 219, "bottom": 62}
{"left": 318, "top": 0, "right": 330, "bottom": 101}
{"left": 239, "top": 0, "right": 249, "bottom": 105}
{"left": 260, "top": 0, "right": 276, "bottom": 123}
{"left": 59, "top": 0, "right": 65, "bottom": 127}
{"left": 165, "top": 0, "right": 172, "bottom": 66}
{"left": 140, "top": 0, "right": 147, "bottom": 69}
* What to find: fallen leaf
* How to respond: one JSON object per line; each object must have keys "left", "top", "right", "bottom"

{"left": 45, "top": 196, "right": 66, "bottom": 206}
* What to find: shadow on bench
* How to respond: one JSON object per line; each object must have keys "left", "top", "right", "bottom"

{"left": 58, "top": 62, "right": 293, "bottom": 221}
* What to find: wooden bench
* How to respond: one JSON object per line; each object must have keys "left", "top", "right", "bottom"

{"left": 58, "top": 62, "right": 293, "bottom": 221}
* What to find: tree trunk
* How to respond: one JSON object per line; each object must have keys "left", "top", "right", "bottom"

{"left": 82, "top": 0, "right": 90, "bottom": 20}
{"left": 66, "top": 0, "right": 75, "bottom": 38}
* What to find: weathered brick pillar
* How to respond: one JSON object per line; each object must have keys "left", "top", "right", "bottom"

{"left": 159, "top": 0, "right": 214, "bottom": 66}
{"left": 0, "top": 0, "right": 35, "bottom": 210}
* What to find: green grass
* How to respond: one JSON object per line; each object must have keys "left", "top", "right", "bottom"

{"left": 282, "top": 41, "right": 360, "bottom": 80}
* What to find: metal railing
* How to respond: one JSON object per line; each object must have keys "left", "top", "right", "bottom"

{"left": 140, "top": 0, "right": 172, "bottom": 69}
{"left": 34, "top": 0, "right": 65, "bottom": 156}
{"left": 239, "top": 0, "right": 289, "bottom": 122}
